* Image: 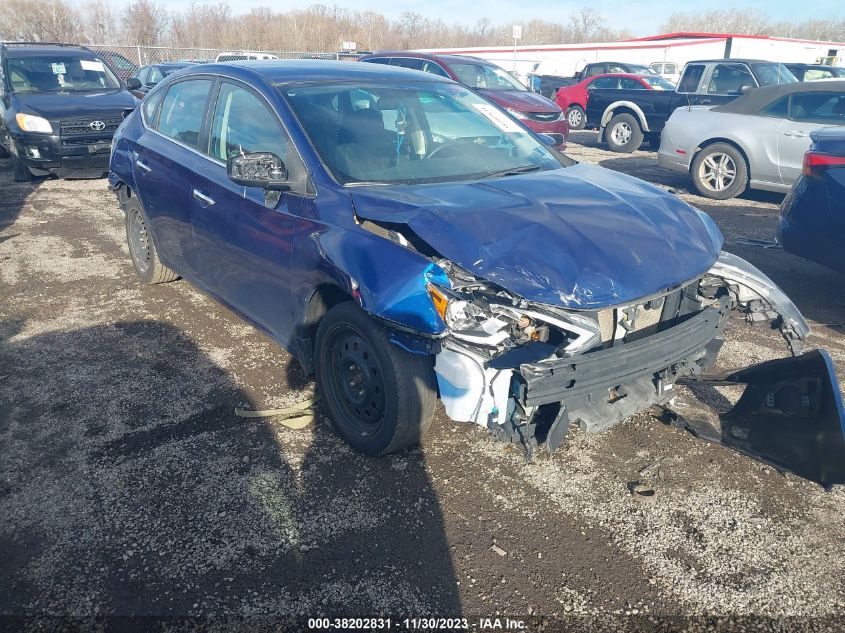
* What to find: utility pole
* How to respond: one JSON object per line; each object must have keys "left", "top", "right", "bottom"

{"left": 512, "top": 25, "right": 522, "bottom": 74}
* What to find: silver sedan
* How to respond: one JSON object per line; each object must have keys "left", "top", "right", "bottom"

{"left": 658, "top": 81, "right": 845, "bottom": 199}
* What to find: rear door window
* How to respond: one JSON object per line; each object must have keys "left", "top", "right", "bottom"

{"left": 619, "top": 77, "right": 645, "bottom": 89}
{"left": 156, "top": 79, "right": 212, "bottom": 149}
{"left": 590, "top": 76, "right": 618, "bottom": 89}
{"left": 678, "top": 64, "right": 705, "bottom": 93}
{"left": 707, "top": 64, "right": 754, "bottom": 95}
{"left": 421, "top": 61, "right": 449, "bottom": 77}
{"left": 390, "top": 58, "right": 424, "bottom": 71}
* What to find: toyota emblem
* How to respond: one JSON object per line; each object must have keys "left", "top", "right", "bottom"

{"left": 89, "top": 120, "right": 106, "bottom": 131}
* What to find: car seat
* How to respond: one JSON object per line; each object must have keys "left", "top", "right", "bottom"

{"left": 335, "top": 108, "right": 397, "bottom": 180}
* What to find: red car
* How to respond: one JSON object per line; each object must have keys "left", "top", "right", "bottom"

{"left": 555, "top": 73, "right": 675, "bottom": 130}
{"left": 359, "top": 51, "right": 568, "bottom": 148}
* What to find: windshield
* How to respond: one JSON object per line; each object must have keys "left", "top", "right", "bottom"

{"left": 641, "top": 75, "right": 676, "bottom": 89}
{"left": 283, "top": 82, "right": 564, "bottom": 185}
{"left": 5, "top": 54, "right": 121, "bottom": 93}
{"left": 751, "top": 63, "right": 798, "bottom": 86}
{"left": 449, "top": 62, "right": 526, "bottom": 91}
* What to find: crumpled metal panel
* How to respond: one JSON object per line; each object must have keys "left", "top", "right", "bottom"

{"left": 351, "top": 163, "right": 723, "bottom": 310}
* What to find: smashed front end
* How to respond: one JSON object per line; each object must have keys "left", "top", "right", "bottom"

{"left": 427, "top": 252, "right": 844, "bottom": 486}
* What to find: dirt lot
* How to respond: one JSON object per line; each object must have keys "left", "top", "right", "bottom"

{"left": 2, "top": 132, "right": 845, "bottom": 630}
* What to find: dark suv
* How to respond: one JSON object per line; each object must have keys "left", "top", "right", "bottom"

{"left": 359, "top": 52, "right": 568, "bottom": 147}
{"left": 0, "top": 42, "right": 138, "bottom": 181}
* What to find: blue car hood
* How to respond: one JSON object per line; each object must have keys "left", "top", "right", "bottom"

{"left": 350, "top": 163, "right": 723, "bottom": 309}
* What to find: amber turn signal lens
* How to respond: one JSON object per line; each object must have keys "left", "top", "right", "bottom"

{"left": 427, "top": 284, "right": 449, "bottom": 321}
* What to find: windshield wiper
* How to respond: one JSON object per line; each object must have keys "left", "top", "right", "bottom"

{"left": 480, "top": 165, "right": 542, "bottom": 179}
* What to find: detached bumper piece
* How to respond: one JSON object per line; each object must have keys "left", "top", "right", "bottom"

{"left": 671, "top": 349, "right": 845, "bottom": 487}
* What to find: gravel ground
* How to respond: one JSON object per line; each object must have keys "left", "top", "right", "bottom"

{"left": 2, "top": 132, "right": 845, "bottom": 631}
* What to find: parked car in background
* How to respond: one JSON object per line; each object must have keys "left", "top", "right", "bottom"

{"left": 128, "top": 62, "right": 193, "bottom": 98}
{"left": 0, "top": 42, "right": 138, "bottom": 181}
{"left": 586, "top": 59, "right": 798, "bottom": 153}
{"left": 649, "top": 61, "right": 681, "bottom": 84}
{"left": 555, "top": 73, "right": 675, "bottom": 130}
{"left": 532, "top": 61, "right": 659, "bottom": 99}
{"left": 658, "top": 81, "right": 845, "bottom": 199}
{"left": 783, "top": 63, "right": 845, "bottom": 82}
{"left": 359, "top": 52, "right": 568, "bottom": 147}
{"left": 108, "top": 60, "right": 842, "bottom": 482}
{"left": 215, "top": 51, "right": 279, "bottom": 62}
{"left": 779, "top": 126, "right": 845, "bottom": 272}
{"left": 98, "top": 50, "right": 138, "bottom": 82}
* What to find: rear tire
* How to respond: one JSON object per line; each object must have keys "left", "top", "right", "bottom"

{"left": 690, "top": 143, "right": 748, "bottom": 200}
{"left": 124, "top": 195, "right": 179, "bottom": 284}
{"left": 11, "top": 153, "right": 32, "bottom": 182}
{"left": 315, "top": 302, "right": 436, "bottom": 455}
{"left": 566, "top": 105, "right": 586, "bottom": 130}
{"left": 605, "top": 113, "right": 643, "bottom": 153}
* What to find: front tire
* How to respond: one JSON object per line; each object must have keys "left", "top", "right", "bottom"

{"left": 11, "top": 153, "right": 32, "bottom": 182}
{"left": 566, "top": 105, "right": 586, "bottom": 130}
{"left": 605, "top": 113, "right": 643, "bottom": 153}
{"left": 315, "top": 302, "right": 436, "bottom": 455}
{"left": 690, "top": 143, "right": 748, "bottom": 200}
{"left": 124, "top": 195, "right": 179, "bottom": 284}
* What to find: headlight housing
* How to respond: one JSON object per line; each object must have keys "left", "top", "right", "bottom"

{"left": 427, "top": 267, "right": 601, "bottom": 355}
{"left": 15, "top": 113, "right": 53, "bottom": 134}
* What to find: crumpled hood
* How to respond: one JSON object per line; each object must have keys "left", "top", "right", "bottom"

{"left": 481, "top": 89, "right": 560, "bottom": 112}
{"left": 350, "top": 163, "right": 723, "bottom": 309}
{"left": 12, "top": 90, "right": 137, "bottom": 121}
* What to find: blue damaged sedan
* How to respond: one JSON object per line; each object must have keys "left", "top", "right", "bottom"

{"left": 109, "top": 61, "right": 845, "bottom": 486}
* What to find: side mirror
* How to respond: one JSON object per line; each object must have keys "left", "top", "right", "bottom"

{"left": 537, "top": 133, "right": 557, "bottom": 147}
{"left": 740, "top": 84, "right": 754, "bottom": 95}
{"left": 126, "top": 77, "right": 142, "bottom": 91}
{"left": 227, "top": 152, "right": 290, "bottom": 191}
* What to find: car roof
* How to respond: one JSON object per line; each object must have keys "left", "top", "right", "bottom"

{"left": 360, "top": 51, "right": 496, "bottom": 66}
{"left": 712, "top": 80, "right": 845, "bottom": 114}
{"left": 584, "top": 73, "right": 655, "bottom": 81}
{"left": 686, "top": 59, "right": 774, "bottom": 64}
{"left": 174, "top": 59, "right": 451, "bottom": 85}
{"left": 1, "top": 44, "right": 97, "bottom": 58}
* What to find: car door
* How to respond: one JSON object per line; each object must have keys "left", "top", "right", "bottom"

{"left": 189, "top": 80, "right": 303, "bottom": 342}
{"left": 748, "top": 94, "right": 789, "bottom": 186}
{"left": 133, "top": 78, "right": 213, "bottom": 275}
{"left": 779, "top": 91, "right": 845, "bottom": 185}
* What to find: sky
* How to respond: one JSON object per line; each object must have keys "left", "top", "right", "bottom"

{"left": 69, "top": 0, "right": 845, "bottom": 37}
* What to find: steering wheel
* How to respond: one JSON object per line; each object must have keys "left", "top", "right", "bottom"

{"left": 425, "top": 138, "right": 477, "bottom": 160}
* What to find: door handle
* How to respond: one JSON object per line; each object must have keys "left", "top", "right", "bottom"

{"left": 698, "top": 98, "right": 711, "bottom": 104}
{"left": 192, "top": 189, "right": 215, "bottom": 206}
{"left": 135, "top": 159, "right": 151, "bottom": 173}
{"left": 783, "top": 130, "right": 809, "bottom": 138}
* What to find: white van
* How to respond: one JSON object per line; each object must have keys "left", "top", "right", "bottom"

{"left": 215, "top": 52, "right": 279, "bottom": 62}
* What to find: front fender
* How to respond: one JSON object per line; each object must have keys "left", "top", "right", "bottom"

{"left": 305, "top": 224, "right": 449, "bottom": 336}
{"left": 708, "top": 251, "right": 810, "bottom": 351}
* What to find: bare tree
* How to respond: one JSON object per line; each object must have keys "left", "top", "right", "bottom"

{"left": 122, "top": 0, "right": 167, "bottom": 46}
{"left": 0, "top": 0, "right": 81, "bottom": 42}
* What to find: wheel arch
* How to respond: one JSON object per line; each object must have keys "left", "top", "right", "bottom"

{"left": 600, "top": 101, "right": 650, "bottom": 133}
{"left": 691, "top": 138, "right": 751, "bottom": 176}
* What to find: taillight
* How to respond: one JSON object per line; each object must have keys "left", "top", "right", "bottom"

{"left": 803, "top": 151, "right": 845, "bottom": 177}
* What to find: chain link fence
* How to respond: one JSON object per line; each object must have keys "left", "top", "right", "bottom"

{"left": 88, "top": 45, "right": 363, "bottom": 79}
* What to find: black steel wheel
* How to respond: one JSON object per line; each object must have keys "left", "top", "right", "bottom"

{"left": 315, "top": 302, "right": 436, "bottom": 455}
{"left": 124, "top": 195, "right": 179, "bottom": 284}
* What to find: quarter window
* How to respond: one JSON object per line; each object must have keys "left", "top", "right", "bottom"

{"left": 209, "top": 83, "right": 287, "bottom": 162}
{"left": 788, "top": 92, "right": 845, "bottom": 124}
{"left": 157, "top": 79, "right": 212, "bottom": 149}
{"left": 421, "top": 61, "right": 449, "bottom": 77}
{"left": 141, "top": 88, "right": 164, "bottom": 126}
{"left": 148, "top": 66, "right": 164, "bottom": 84}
